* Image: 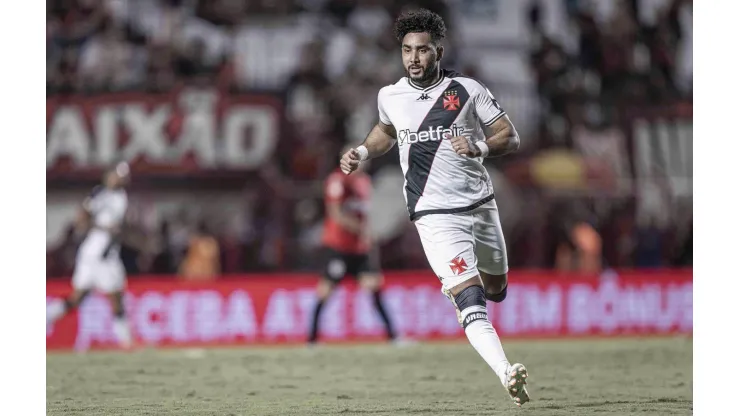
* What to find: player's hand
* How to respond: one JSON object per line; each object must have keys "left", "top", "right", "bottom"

{"left": 446, "top": 134, "right": 482, "bottom": 158}
{"left": 340, "top": 148, "right": 362, "bottom": 175}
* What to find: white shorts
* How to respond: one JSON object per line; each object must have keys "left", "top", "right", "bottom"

{"left": 414, "top": 200, "right": 509, "bottom": 292}
{"left": 72, "top": 257, "right": 126, "bottom": 294}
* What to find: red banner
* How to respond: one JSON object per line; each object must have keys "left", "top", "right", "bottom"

{"left": 46, "top": 270, "right": 692, "bottom": 351}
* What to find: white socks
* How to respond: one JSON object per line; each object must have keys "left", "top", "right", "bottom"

{"left": 46, "top": 300, "right": 67, "bottom": 324}
{"left": 461, "top": 305, "right": 510, "bottom": 385}
{"left": 113, "top": 317, "right": 133, "bottom": 348}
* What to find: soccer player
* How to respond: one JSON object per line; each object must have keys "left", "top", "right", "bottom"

{"left": 46, "top": 162, "right": 133, "bottom": 349}
{"left": 339, "top": 9, "right": 530, "bottom": 406}
{"left": 308, "top": 148, "right": 396, "bottom": 344}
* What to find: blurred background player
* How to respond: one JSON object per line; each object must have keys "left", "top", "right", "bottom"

{"left": 308, "top": 147, "right": 396, "bottom": 345}
{"left": 46, "top": 162, "right": 133, "bottom": 349}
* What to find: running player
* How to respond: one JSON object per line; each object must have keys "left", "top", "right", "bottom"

{"left": 308, "top": 148, "right": 396, "bottom": 344}
{"left": 46, "top": 162, "right": 133, "bottom": 349}
{"left": 339, "top": 9, "right": 530, "bottom": 406}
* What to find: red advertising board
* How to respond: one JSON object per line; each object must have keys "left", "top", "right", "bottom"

{"left": 46, "top": 270, "right": 692, "bottom": 351}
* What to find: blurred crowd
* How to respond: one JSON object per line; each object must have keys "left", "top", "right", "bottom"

{"left": 47, "top": 0, "right": 693, "bottom": 279}
{"left": 512, "top": 0, "right": 693, "bottom": 273}
{"left": 527, "top": 0, "right": 691, "bottom": 150}
{"left": 47, "top": 0, "right": 450, "bottom": 93}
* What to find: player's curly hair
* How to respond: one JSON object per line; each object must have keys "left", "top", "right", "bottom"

{"left": 393, "top": 8, "right": 447, "bottom": 45}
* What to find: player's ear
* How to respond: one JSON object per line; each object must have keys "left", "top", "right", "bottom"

{"left": 436, "top": 45, "right": 444, "bottom": 62}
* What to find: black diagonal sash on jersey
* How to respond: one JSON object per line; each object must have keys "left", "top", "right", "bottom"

{"left": 405, "top": 80, "right": 470, "bottom": 218}
{"left": 101, "top": 236, "right": 121, "bottom": 260}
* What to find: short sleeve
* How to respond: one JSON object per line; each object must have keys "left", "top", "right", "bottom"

{"left": 83, "top": 186, "right": 103, "bottom": 213}
{"left": 474, "top": 83, "right": 506, "bottom": 126}
{"left": 377, "top": 88, "right": 392, "bottom": 126}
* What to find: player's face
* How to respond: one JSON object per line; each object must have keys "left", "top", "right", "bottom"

{"left": 105, "top": 171, "right": 130, "bottom": 189}
{"left": 402, "top": 32, "right": 441, "bottom": 85}
{"left": 118, "top": 173, "right": 131, "bottom": 188}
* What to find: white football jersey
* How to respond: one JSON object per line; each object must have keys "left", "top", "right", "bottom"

{"left": 77, "top": 186, "right": 128, "bottom": 261}
{"left": 378, "top": 69, "right": 506, "bottom": 220}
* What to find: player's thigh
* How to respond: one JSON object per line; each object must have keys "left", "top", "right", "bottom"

{"left": 414, "top": 213, "right": 480, "bottom": 293}
{"left": 96, "top": 259, "right": 127, "bottom": 295}
{"left": 72, "top": 260, "right": 97, "bottom": 292}
{"left": 473, "top": 202, "right": 509, "bottom": 279}
{"left": 356, "top": 252, "right": 383, "bottom": 291}
{"left": 479, "top": 271, "right": 507, "bottom": 297}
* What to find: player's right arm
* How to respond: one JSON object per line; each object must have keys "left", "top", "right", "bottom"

{"left": 340, "top": 122, "right": 396, "bottom": 175}
{"left": 75, "top": 205, "right": 92, "bottom": 236}
{"left": 363, "top": 121, "right": 397, "bottom": 159}
{"left": 75, "top": 190, "right": 97, "bottom": 235}
{"left": 340, "top": 88, "right": 397, "bottom": 175}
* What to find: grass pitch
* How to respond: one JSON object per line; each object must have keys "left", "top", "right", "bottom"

{"left": 47, "top": 337, "right": 692, "bottom": 415}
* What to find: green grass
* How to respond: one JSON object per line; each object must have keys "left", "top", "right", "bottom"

{"left": 47, "top": 337, "right": 692, "bottom": 415}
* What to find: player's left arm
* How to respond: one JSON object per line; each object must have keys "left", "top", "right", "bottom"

{"left": 477, "top": 115, "right": 520, "bottom": 158}
{"left": 75, "top": 193, "right": 97, "bottom": 235}
{"left": 449, "top": 84, "right": 520, "bottom": 158}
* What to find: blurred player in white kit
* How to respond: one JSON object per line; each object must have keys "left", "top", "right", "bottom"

{"left": 46, "top": 162, "right": 133, "bottom": 349}
{"left": 340, "top": 9, "right": 530, "bottom": 407}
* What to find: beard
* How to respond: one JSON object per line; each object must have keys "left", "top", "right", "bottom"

{"left": 407, "top": 63, "right": 439, "bottom": 86}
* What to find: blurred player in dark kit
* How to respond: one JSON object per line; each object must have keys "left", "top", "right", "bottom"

{"left": 308, "top": 147, "right": 396, "bottom": 344}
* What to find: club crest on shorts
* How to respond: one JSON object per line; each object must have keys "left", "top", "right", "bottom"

{"left": 449, "top": 256, "right": 468, "bottom": 275}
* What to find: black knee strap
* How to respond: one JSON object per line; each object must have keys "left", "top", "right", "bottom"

{"left": 487, "top": 284, "right": 508, "bottom": 303}
{"left": 454, "top": 285, "right": 486, "bottom": 310}
{"left": 454, "top": 286, "right": 488, "bottom": 329}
